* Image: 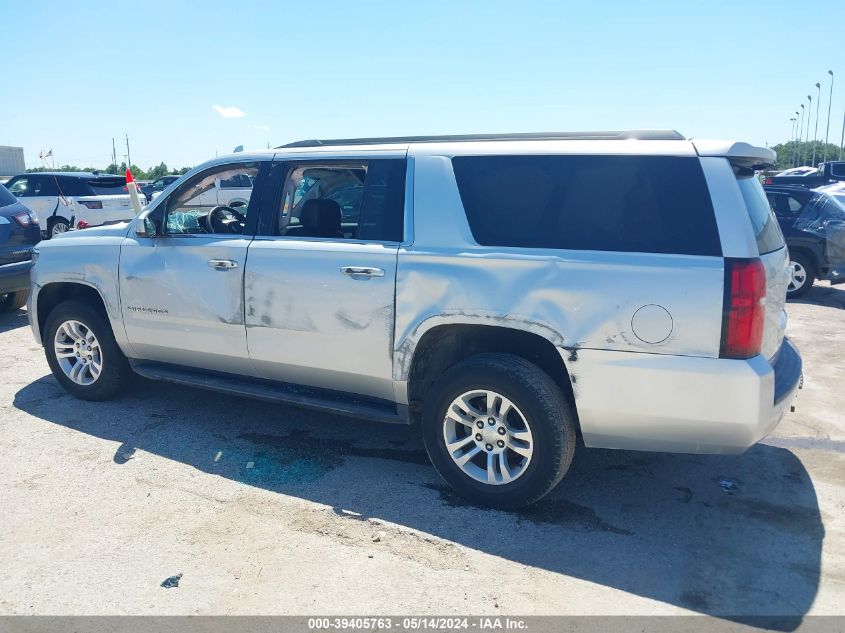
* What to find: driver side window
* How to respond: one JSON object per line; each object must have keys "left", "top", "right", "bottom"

{"left": 164, "top": 162, "right": 258, "bottom": 235}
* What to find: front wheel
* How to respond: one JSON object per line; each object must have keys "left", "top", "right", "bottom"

{"left": 422, "top": 353, "right": 577, "bottom": 509}
{"left": 44, "top": 300, "right": 133, "bottom": 400}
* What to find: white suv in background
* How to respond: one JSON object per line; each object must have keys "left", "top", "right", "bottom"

{"left": 28, "top": 131, "right": 803, "bottom": 508}
{"left": 5, "top": 172, "right": 139, "bottom": 238}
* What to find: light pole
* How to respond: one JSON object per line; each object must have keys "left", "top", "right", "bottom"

{"left": 824, "top": 70, "right": 834, "bottom": 162}
{"left": 799, "top": 104, "right": 805, "bottom": 166}
{"left": 805, "top": 95, "right": 813, "bottom": 166}
{"left": 794, "top": 110, "right": 801, "bottom": 167}
{"left": 789, "top": 117, "right": 797, "bottom": 168}
{"left": 812, "top": 83, "right": 821, "bottom": 166}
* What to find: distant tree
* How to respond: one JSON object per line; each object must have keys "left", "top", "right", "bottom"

{"left": 26, "top": 161, "right": 194, "bottom": 178}
{"left": 770, "top": 141, "right": 842, "bottom": 169}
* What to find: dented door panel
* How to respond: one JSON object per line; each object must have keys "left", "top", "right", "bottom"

{"left": 119, "top": 235, "right": 254, "bottom": 374}
{"left": 244, "top": 238, "right": 399, "bottom": 401}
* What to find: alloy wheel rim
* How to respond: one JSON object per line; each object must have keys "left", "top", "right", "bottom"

{"left": 789, "top": 261, "right": 807, "bottom": 292}
{"left": 51, "top": 223, "right": 68, "bottom": 236}
{"left": 442, "top": 389, "right": 534, "bottom": 486}
{"left": 54, "top": 320, "right": 103, "bottom": 386}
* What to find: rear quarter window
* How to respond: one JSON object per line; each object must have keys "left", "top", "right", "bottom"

{"left": 735, "top": 169, "right": 785, "bottom": 255}
{"left": 452, "top": 155, "right": 722, "bottom": 256}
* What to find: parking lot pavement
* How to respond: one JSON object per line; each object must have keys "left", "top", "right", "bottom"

{"left": 1, "top": 287, "right": 843, "bottom": 622}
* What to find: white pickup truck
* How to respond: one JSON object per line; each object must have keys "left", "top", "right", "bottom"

{"left": 4, "top": 172, "right": 139, "bottom": 238}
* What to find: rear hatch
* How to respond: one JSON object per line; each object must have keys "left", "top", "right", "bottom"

{"left": 733, "top": 168, "right": 790, "bottom": 360}
{"left": 72, "top": 176, "right": 138, "bottom": 226}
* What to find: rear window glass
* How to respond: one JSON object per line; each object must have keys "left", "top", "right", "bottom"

{"left": 452, "top": 155, "right": 722, "bottom": 256}
{"left": 87, "top": 177, "right": 127, "bottom": 196}
{"left": 735, "top": 169, "right": 785, "bottom": 255}
{"left": 0, "top": 184, "right": 17, "bottom": 207}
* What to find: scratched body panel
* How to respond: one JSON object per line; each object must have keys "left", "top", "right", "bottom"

{"left": 244, "top": 238, "right": 399, "bottom": 401}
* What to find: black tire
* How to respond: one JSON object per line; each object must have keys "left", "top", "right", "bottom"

{"left": 422, "top": 353, "right": 577, "bottom": 510}
{"left": 787, "top": 252, "right": 816, "bottom": 299}
{"left": 43, "top": 300, "right": 133, "bottom": 400}
{"left": 48, "top": 218, "right": 70, "bottom": 239}
{"left": 0, "top": 290, "right": 28, "bottom": 312}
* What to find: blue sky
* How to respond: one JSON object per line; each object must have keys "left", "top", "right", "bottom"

{"left": 2, "top": 0, "right": 843, "bottom": 170}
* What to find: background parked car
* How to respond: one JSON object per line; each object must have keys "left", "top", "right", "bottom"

{"left": 816, "top": 181, "right": 845, "bottom": 207}
{"left": 3, "top": 172, "right": 139, "bottom": 238}
{"left": 774, "top": 166, "right": 818, "bottom": 177}
{"left": 764, "top": 184, "right": 845, "bottom": 297}
{"left": 140, "top": 175, "right": 181, "bottom": 203}
{"left": 763, "top": 160, "right": 845, "bottom": 188}
{"left": 0, "top": 183, "right": 40, "bottom": 312}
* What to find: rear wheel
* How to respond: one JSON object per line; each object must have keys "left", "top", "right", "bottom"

{"left": 44, "top": 300, "right": 133, "bottom": 400}
{"left": 787, "top": 253, "right": 815, "bottom": 298}
{"left": 422, "top": 353, "right": 577, "bottom": 509}
{"left": 0, "top": 290, "right": 28, "bottom": 312}
{"left": 49, "top": 218, "right": 70, "bottom": 238}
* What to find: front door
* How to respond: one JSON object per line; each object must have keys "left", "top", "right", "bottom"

{"left": 119, "top": 160, "right": 266, "bottom": 374}
{"left": 244, "top": 157, "right": 406, "bottom": 401}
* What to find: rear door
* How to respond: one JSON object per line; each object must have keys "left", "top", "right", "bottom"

{"left": 244, "top": 156, "right": 406, "bottom": 401}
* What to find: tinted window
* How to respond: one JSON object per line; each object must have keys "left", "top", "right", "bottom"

{"left": 452, "top": 155, "right": 721, "bottom": 256}
{"left": 6, "top": 177, "right": 29, "bottom": 197}
{"left": 58, "top": 177, "right": 93, "bottom": 197}
{"left": 87, "top": 177, "right": 127, "bottom": 196}
{"left": 0, "top": 184, "right": 17, "bottom": 207}
{"left": 31, "top": 175, "right": 60, "bottom": 196}
{"left": 829, "top": 163, "right": 845, "bottom": 178}
{"left": 735, "top": 169, "right": 785, "bottom": 255}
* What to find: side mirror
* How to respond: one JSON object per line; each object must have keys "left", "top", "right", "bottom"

{"left": 134, "top": 216, "right": 158, "bottom": 238}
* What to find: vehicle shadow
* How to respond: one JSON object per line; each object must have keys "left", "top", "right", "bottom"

{"left": 790, "top": 282, "right": 845, "bottom": 309}
{"left": 13, "top": 376, "right": 823, "bottom": 629}
{"left": 0, "top": 308, "right": 28, "bottom": 334}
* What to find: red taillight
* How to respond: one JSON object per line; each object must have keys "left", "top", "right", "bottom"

{"left": 12, "top": 210, "right": 37, "bottom": 226}
{"left": 76, "top": 220, "right": 90, "bottom": 229}
{"left": 763, "top": 177, "right": 773, "bottom": 185}
{"left": 720, "top": 258, "right": 766, "bottom": 359}
{"left": 78, "top": 200, "right": 103, "bottom": 209}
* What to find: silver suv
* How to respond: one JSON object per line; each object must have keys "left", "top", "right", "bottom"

{"left": 28, "top": 131, "right": 803, "bottom": 508}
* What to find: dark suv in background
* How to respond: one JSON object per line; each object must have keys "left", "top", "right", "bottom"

{"left": 0, "top": 183, "right": 40, "bottom": 312}
{"left": 764, "top": 184, "right": 845, "bottom": 297}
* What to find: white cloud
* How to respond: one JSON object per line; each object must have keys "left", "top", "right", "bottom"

{"left": 249, "top": 124, "right": 271, "bottom": 131}
{"left": 212, "top": 104, "right": 246, "bottom": 119}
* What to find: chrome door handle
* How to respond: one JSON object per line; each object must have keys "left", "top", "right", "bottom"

{"left": 208, "top": 259, "right": 238, "bottom": 270}
{"left": 341, "top": 266, "right": 385, "bottom": 277}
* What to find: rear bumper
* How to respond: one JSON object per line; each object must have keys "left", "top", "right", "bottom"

{"left": 566, "top": 339, "right": 802, "bottom": 454}
{"left": 0, "top": 260, "right": 33, "bottom": 294}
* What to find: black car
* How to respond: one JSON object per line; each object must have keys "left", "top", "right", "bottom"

{"left": 764, "top": 184, "right": 845, "bottom": 297}
{"left": 140, "top": 175, "right": 181, "bottom": 203}
{"left": 0, "top": 183, "right": 41, "bottom": 312}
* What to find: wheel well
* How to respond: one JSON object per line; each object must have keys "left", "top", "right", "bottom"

{"left": 788, "top": 246, "right": 820, "bottom": 277}
{"left": 37, "top": 283, "right": 107, "bottom": 340}
{"left": 407, "top": 324, "right": 576, "bottom": 421}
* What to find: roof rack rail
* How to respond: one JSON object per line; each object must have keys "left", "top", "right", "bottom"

{"left": 278, "top": 130, "right": 685, "bottom": 149}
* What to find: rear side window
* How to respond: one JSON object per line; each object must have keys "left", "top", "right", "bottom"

{"left": 87, "top": 177, "right": 127, "bottom": 196}
{"left": 0, "top": 184, "right": 17, "bottom": 207}
{"left": 57, "top": 177, "right": 93, "bottom": 197}
{"left": 735, "top": 168, "right": 785, "bottom": 255}
{"left": 452, "top": 155, "right": 722, "bottom": 256}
